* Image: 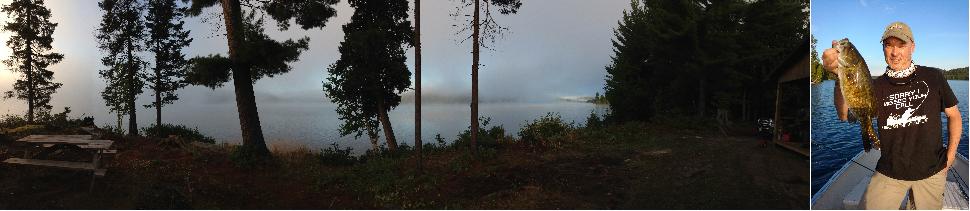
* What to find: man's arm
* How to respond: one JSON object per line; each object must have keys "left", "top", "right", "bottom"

{"left": 944, "top": 105, "right": 962, "bottom": 168}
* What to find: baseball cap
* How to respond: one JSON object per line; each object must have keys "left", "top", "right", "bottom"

{"left": 881, "top": 21, "right": 913, "bottom": 43}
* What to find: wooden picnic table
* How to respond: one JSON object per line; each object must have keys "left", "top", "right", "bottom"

{"left": 17, "top": 134, "right": 92, "bottom": 142}
{"left": 15, "top": 135, "right": 113, "bottom": 157}
{"left": 3, "top": 134, "right": 115, "bottom": 191}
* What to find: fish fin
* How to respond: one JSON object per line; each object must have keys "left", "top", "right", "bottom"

{"left": 846, "top": 110, "right": 859, "bottom": 123}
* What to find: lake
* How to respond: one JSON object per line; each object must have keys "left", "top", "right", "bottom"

{"left": 0, "top": 98, "right": 607, "bottom": 154}
{"left": 810, "top": 80, "right": 969, "bottom": 195}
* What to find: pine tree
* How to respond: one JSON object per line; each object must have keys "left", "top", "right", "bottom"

{"left": 183, "top": 0, "right": 339, "bottom": 159}
{"left": 144, "top": 0, "right": 192, "bottom": 126}
{"left": 1, "top": 0, "right": 64, "bottom": 123}
{"left": 96, "top": 0, "right": 148, "bottom": 136}
{"left": 323, "top": 0, "right": 412, "bottom": 152}
{"left": 604, "top": 0, "right": 807, "bottom": 122}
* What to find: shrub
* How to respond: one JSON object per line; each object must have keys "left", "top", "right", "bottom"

{"left": 100, "top": 124, "right": 126, "bottom": 136}
{"left": 318, "top": 142, "right": 357, "bottom": 166}
{"left": 518, "top": 112, "right": 576, "bottom": 148}
{"left": 0, "top": 114, "right": 27, "bottom": 129}
{"left": 141, "top": 123, "right": 216, "bottom": 144}
{"left": 361, "top": 143, "right": 416, "bottom": 162}
{"left": 452, "top": 117, "right": 511, "bottom": 149}
{"left": 421, "top": 133, "right": 449, "bottom": 152}
{"left": 585, "top": 110, "right": 604, "bottom": 129}
{"left": 35, "top": 107, "right": 94, "bottom": 130}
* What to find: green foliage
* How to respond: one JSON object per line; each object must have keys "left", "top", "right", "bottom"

{"left": 144, "top": 0, "right": 192, "bottom": 116}
{"left": 185, "top": 54, "right": 232, "bottom": 88}
{"left": 97, "top": 0, "right": 148, "bottom": 134}
{"left": 186, "top": 12, "right": 311, "bottom": 89}
{"left": 323, "top": 0, "right": 412, "bottom": 139}
{"left": 944, "top": 67, "right": 968, "bottom": 80}
{"left": 0, "top": 114, "right": 27, "bottom": 129}
{"left": 421, "top": 133, "right": 449, "bottom": 152}
{"left": 141, "top": 123, "right": 216, "bottom": 144}
{"left": 585, "top": 111, "right": 605, "bottom": 129}
{"left": 239, "top": 12, "right": 311, "bottom": 81}
{"left": 0, "top": 107, "right": 93, "bottom": 133}
{"left": 605, "top": 0, "right": 808, "bottom": 122}
{"left": 453, "top": 117, "right": 510, "bottom": 149}
{"left": 318, "top": 142, "right": 357, "bottom": 166}
{"left": 1, "top": 0, "right": 64, "bottom": 122}
{"left": 35, "top": 107, "right": 94, "bottom": 130}
{"left": 518, "top": 112, "right": 575, "bottom": 148}
{"left": 100, "top": 124, "right": 126, "bottom": 137}
{"left": 810, "top": 35, "right": 836, "bottom": 84}
{"left": 262, "top": 0, "right": 339, "bottom": 30}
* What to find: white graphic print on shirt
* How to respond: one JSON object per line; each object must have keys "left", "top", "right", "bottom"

{"left": 881, "top": 81, "right": 929, "bottom": 130}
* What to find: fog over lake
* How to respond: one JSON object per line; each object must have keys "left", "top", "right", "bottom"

{"left": 0, "top": 0, "right": 630, "bottom": 152}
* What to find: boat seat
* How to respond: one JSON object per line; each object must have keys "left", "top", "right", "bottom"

{"left": 843, "top": 175, "right": 872, "bottom": 209}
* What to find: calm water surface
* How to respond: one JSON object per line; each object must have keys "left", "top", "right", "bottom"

{"left": 1, "top": 99, "right": 607, "bottom": 154}
{"left": 811, "top": 80, "right": 969, "bottom": 195}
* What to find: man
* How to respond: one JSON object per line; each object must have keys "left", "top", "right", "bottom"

{"left": 822, "top": 21, "right": 963, "bottom": 209}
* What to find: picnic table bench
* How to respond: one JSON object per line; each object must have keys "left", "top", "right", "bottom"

{"left": 2, "top": 134, "right": 115, "bottom": 191}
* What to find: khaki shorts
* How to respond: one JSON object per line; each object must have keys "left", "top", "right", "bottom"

{"left": 861, "top": 168, "right": 947, "bottom": 210}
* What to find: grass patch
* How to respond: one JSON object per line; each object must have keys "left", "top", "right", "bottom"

{"left": 0, "top": 114, "right": 807, "bottom": 209}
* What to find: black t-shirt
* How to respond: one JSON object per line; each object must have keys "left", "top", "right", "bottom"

{"left": 873, "top": 65, "right": 960, "bottom": 181}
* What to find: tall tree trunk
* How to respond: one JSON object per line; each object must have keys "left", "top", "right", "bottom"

{"left": 470, "top": 0, "right": 480, "bottom": 151}
{"left": 414, "top": 0, "right": 422, "bottom": 170}
{"left": 126, "top": 52, "right": 137, "bottom": 136}
{"left": 128, "top": 96, "right": 137, "bottom": 135}
{"left": 377, "top": 100, "right": 398, "bottom": 152}
{"left": 220, "top": 0, "right": 269, "bottom": 156}
{"left": 367, "top": 124, "right": 379, "bottom": 152}
{"left": 24, "top": 5, "right": 33, "bottom": 124}
{"left": 155, "top": 69, "right": 162, "bottom": 126}
{"left": 117, "top": 113, "right": 123, "bottom": 133}
{"left": 25, "top": 43, "right": 33, "bottom": 123}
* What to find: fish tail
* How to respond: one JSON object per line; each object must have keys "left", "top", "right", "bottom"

{"left": 859, "top": 117, "right": 876, "bottom": 152}
{"left": 866, "top": 125, "right": 881, "bottom": 150}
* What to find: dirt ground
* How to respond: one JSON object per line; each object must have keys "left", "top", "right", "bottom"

{"left": 0, "top": 124, "right": 809, "bottom": 209}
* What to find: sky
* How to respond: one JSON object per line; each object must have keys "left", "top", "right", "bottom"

{"left": 811, "top": 0, "right": 969, "bottom": 75}
{"left": 0, "top": 0, "right": 633, "bottom": 117}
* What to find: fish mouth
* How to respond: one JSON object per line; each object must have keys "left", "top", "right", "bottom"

{"left": 835, "top": 39, "right": 853, "bottom": 67}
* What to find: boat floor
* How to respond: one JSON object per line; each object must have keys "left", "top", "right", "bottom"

{"left": 812, "top": 150, "right": 969, "bottom": 210}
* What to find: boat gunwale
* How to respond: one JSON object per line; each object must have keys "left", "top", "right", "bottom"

{"left": 811, "top": 149, "right": 868, "bottom": 206}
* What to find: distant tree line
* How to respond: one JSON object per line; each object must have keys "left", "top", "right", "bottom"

{"left": 943, "top": 67, "right": 968, "bottom": 80}
{"left": 604, "top": 0, "right": 808, "bottom": 123}
{"left": 810, "top": 35, "right": 836, "bottom": 84}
